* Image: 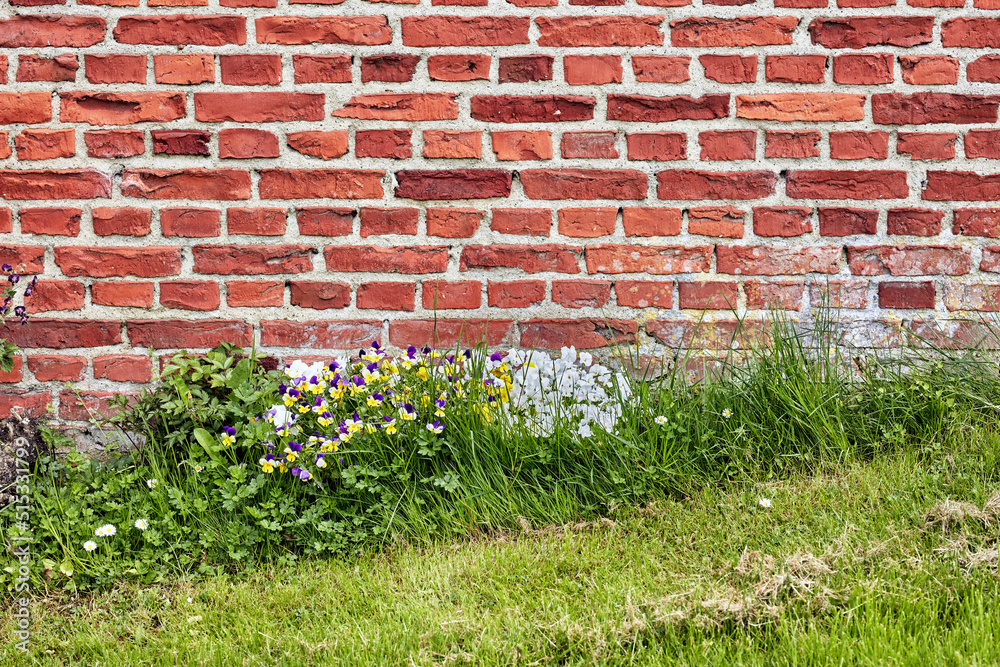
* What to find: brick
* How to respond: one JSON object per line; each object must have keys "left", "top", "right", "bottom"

{"left": 92, "top": 207, "right": 152, "bottom": 236}
{"left": 965, "top": 131, "right": 1000, "bottom": 159}
{"left": 492, "top": 131, "right": 553, "bottom": 161}
{"left": 55, "top": 247, "right": 180, "bottom": 277}
{"left": 461, "top": 245, "right": 581, "bottom": 273}
{"left": 293, "top": 55, "right": 351, "bottom": 84}
{"left": 426, "top": 207, "right": 484, "bottom": 237}
{"left": 585, "top": 244, "right": 712, "bottom": 274}
{"left": 390, "top": 320, "right": 513, "bottom": 348}
{"left": 736, "top": 94, "right": 865, "bottom": 122}
{"left": 219, "top": 129, "right": 280, "bottom": 159}
{"left": 402, "top": 16, "right": 529, "bottom": 46}
{"left": 656, "top": 170, "right": 776, "bottom": 200}
{"left": 0, "top": 93, "right": 53, "bottom": 124}
{"left": 84, "top": 130, "right": 144, "bottom": 158}
{"left": 334, "top": 93, "right": 458, "bottom": 121}
{"left": 565, "top": 55, "right": 624, "bottom": 85}
{"left": 699, "top": 130, "right": 755, "bottom": 161}
{"left": 765, "top": 131, "right": 820, "bottom": 159}
{"left": 679, "top": 281, "right": 738, "bottom": 309}
{"left": 809, "top": 280, "right": 868, "bottom": 310}
{"left": 623, "top": 207, "right": 682, "bottom": 236}
{"left": 561, "top": 132, "right": 618, "bottom": 159}
{"left": 943, "top": 19, "right": 1000, "bottom": 48}
{"left": 0, "top": 15, "right": 106, "bottom": 48}
{"left": 499, "top": 55, "right": 553, "bottom": 83}
{"left": 688, "top": 206, "right": 744, "bottom": 238}
{"left": 27, "top": 355, "right": 86, "bottom": 382}
{"left": 627, "top": 133, "right": 686, "bottom": 161}
{"left": 423, "top": 131, "right": 482, "bottom": 159}
{"left": 289, "top": 281, "right": 351, "bottom": 309}
{"left": 259, "top": 169, "right": 383, "bottom": 199}
{"left": 196, "top": 92, "right": 324, "bottom": 122}
{"left": 632, "top": 55, "right": 689, "bottom": 83}
{"left": 672, "top": 17, "right": 798, "bottom": 46}
{"left": 0, "top": 357, "right": 22, "bottom": 384}
{"left": 298, "top": 208, "right": 354, "bottom": 236}
{"left": 160, "top": 281, "right": 221, "bottom": 311}
{"left": 887, "top": 209, "right": 943, "bottom": 236}
{"left": 753, "top": 207, "right": 813, "bottom": 237}
{"left": 537, "top": 16, "right": 664, "bottom": 47}
{"left": 818, "top": 207, "right": 878, "bottom": 236}
{"left": 765, "top": 55, "right": 826, "bottom": 83}
{"left": 900, "top": 56, "right": 958, "bottom": 85}
{"left": 395, "top": 170, "right": 511, "bottom": 200}
{"left": 193, "top": 244, "right": 314, "bottom": 275}
{"left": 20, "top": 208, "right": 81, "bottom": 236}
{"left": 160, "top": 208, "right": 220, "bottom": 238}
{"left": 121, "top": 169, "right": 250, "bottom": 200}
{"left": 809, "top": 17, "right": 933, "bottom": 48}
{"left": 0, "top": 319, "right": 121, "bottom": 348}
{"left": 700, "top": 55, "right": 757, "bottom": 83}
{"left": 847, "top": 246, "right": 971, "bottom": 276}
{"left": 256, "top": 16, "right": 391, "bottom": 45}
{"left": 91, "top": 281, "right": 154, "bottom": 307}
{"left": 558, "top": 208, "right": 616, "bottom": 238}
{"left": 324, "top": 246, "right": 449, "bottom": 273}
{"left": 830, "top": 131, "right": 889, "bottom": 160}
{"left": 520, "top": 319, "right": 636, "bottom": 349}
{"left": 552, "top": 281, "right": 611, "bottom": 308}
{"left": 15, "top": 130, "right": 75, "bottom": 161}
{"left": 488, "top": 280, "right": 546, "bottom": 308}
{"left": 114, "top": 15, "right": 246, "bottom": 45}
{"left": 357, "top": 282, "right": 415, "bottom": 310}
{"left": 221, "top": 54, "right": 282, "bottom": 85}
{"left": 0, "top": 210, "right": 10, "bottom": 234}
{"left": 94, "top": 355, "right": 152, "bottom": 382}
{"left": 879, "top": 281, "right": 934, "bottom": 309}
{"left": 491, "top": 209, "right": 551, "bottom": 236}
{"left": 260, "top": 320, "right": 382, "bottom": 349}
{"left": 60, "top": 391, "right": 137, "bottom": 420}
{"left": 422, "top": 280, "right": 481, "bottom": 310}
{"left": 359, "top": 207, "right": 418, "bottom": 237}
{"left": 944, "top": 284, "right": 1000, "bottom": 312}
{"left": 968, "top": 56, "right": 1000, "bottom": 83}
{"left": 85, "top": 54, "right": 145, "bottom": 83}
{"left": 786, "top": 170, "right": 907, "bottom": 199}
{"left": 27, "top": 280, "right": 84, "bottom": 313}
{"left": 897, "top": 133, "right": 956, "bottom": 161}
{"left": 227, "top": 281, "right": 284, "bottom": 307}
{"left": 745, "top": 281, "right": 804, "bottom": 310}
{"left": 872, "top": 94, "right": 999, "bottom": 125}
{"left": 953, "top": 209, "right": 1000, "bottom": 238}
{"left": 614, "top": 280, "right": 673, "bottom": 308}
{"left": 717, "top": 246, "right": 841, "bottom": 275}
{"left": 428, "top": 55, "right": 490, "bottom": 81}
{"left": 154, "top": 54, "right": 213, "bottom": 84}
{"left": 17, "top": 54, "right": 78, "bottom": 82}
{"left": 471, "top": 96, "right": 595, "bottom": 123}
{"left": 61, "top": 92, "right": 186, "bottom": 126}
{"left": 0, "top": 247, "right": 45, "bottom": 274}
{"left": 923, "top": 172, "right": 1000, "bottom": 201}
{"left": 607, "top": 95, "right": 730, "bottom": 122}
{"left": 227, "top": 207, "right": 286, "bottom": 236}
{"left": 521, "top": 169, "right": 646, "bottom": 200}
{"left": 287, "top": 131, "right": 349, "bottom": 160}
{"left": 0, "top": 170, "right": 111, "bottom": 200}
{"left": 0, "top": 392, "right": 50, "bottom": 419}
{"left": 356, "top": 130, "right": 411, "bottom": 159}
{"left": 128, "top": 320, "right": 252, "bottom": 348}
{"left": 152, "top": 130, "right": 210, "bottom": 156}
{"left": 361, "top": 54, "right": 420, "bottom": 83}
{"left": 832, "top": 54, "right": 893, "bottom": 85}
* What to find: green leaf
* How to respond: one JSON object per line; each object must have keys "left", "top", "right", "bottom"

{"left": 59, "top": 560, "right": 74, "bottom": 577}
{"left": 193, "top": 428, "right": 224, "bottom": 465}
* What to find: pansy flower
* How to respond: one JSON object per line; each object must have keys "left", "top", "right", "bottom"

{"left": 426, "top": 421, "right": 445, "bottom": 435}
{"left": 399, "top": 403, "right": 417, "bottom": 421}
{"left": 220, "top": 425, "right": 237, "bottom": 446}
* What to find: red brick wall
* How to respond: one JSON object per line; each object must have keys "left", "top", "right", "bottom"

{"left": 0, "top": 5, "right": 997, "bottom": 419}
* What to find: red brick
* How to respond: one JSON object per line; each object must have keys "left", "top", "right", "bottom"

{"left": 152, "top": 130, "right": 210, "bottom": 156}
{"left": 423, "top": 131, "right": 482, "bottom": 159}
{"left": 289, "top": 281, "right": 351, "bottom": 309}
{"left": 897, "top": 133, "right": 957, "bottom": 161}
{"left": 622, "top": 207, "right": 682, "bottom": 236}
{"left": 745, "top": 281, "right": 804, "bottom": 310}
{"left": 700, "top": 54, "right": 757, "bottom": 83}
{"left": 17, "top": 54, "right": 78, "bottom": 82}
{"left": 614, "top": 280, "right": 673, "bottom": 308}
{"left": 324, "top": 246, "right": 448, "bottom": 273}
{"left": 114, "top": 15, "right": 246, "bottom": 45}
{"left": 128, "top": 320, "right": 252, "bottom": 348}
{"left": 765, "top": 55, "right": 826, "bottom": 83}
{"left": 357, "top": 282, "right": 416, "bottom": 311}
{"left": 154, "top": 54, "right": 213, "bottom": 84}
{"left": 227, "top": 207, "right": 286, "bottom": 236}
{"left": 293, "top": 54, "right": 351, "bottom": 84}
{"left": 422, "top": 280, "right": 481, "bottom": 309}
{"left": 879, "top": 281, "right": 934, "bottom": 309}
{"left": 679, "top": 281, "right": 738, "bottom": 309}
{"left": 943, "top": 18, "right": 1000, "bottom": 48}
{"left": 361, "top": 54, "right": 420, "bottom": 83}
{"left": 259, "top": 169, "right": 383, "bottom": 199}
{"left": 626, "top": 133, "right": 686, "bottom": 161}
{"left": 491, "top": 209, "right": 551, "bottom": 236}
{"left": 20, "top": 207, "right": 81, "bottom": 236}
{"left": 122, "top": 169, "right": 250, "bottom": 200}
{"left": 0, "top": 93, "right": 52, "bottom": 124}
{"left": 260, "top": 320, "right": 382, "bottom": 349}
{"left": 402, "top": 16, "right": 529, "bottom": 46}
{"left": 0, "top": 209, "right": 11, "bottom": 234}
{"left": 359, "top": 207, "right": 418, "bottom": 237}
{"left": 61, "top": 92, "right": 186, "bottom": 125}
{"left": 94, "top": 355, "right": 152, "bottom": 382}
{"left": 900, "top": 56, "right": 958, "bottom": 85}
{"left": 717, "top": 246, "right": 841, "bottom": 275}
{"left": 753, "top": 207, "right": 813, "bottom": 237}
{"left": 390, "top": 320, "right": 513, "bottom": 348}
{"left": 964, "top": 130, "right": 1000, "bottom": 159}
{"left": 847, "top": 246, "right": 971, "bottom": 276}
{"left": 632, "top": 55, "right": 689, "bottom": 83}
{"left": 830, "top": 131, "right": 889, "bottom": 160}
{"left": 15, "top": 130, "right": 75, "bottom": 161}
{"left": 492, "top": 131, "right": 553, "bottom": 161}
{"left": 193, "top": 244, "right": 313, "bottom": 275}
{"left": 488, "top": 280, "right": 546, "bottom": 308}
{"left": 887, "top": 209, "right": 943, "bottom": 236}
{"left": 27, "top": 355, "right": 86, "bottom": 382}
{"left": 221, "top": 54, "right": 281, "bottom": 85}
{"left": 787, "top": 170, "right": 907, "bottom": 199}
{"left": 287, "top": 131, "right": 349, "bottom": 160}
{"left": 688, "top": 206, "right": 745, "bottom": 238}
{"left": 0, "top": 357, "right": 22, "bottom": 384}
{"left": 428, "top": 55, "right": 490, "bottom": 81}
{"left": 672, "top": 17, "right": 797, "bottom": 46}
{"left": 0, "top": 392, "right": 50, "bottom": 419}
{"left": 552, "top": 281, "right": 611, "bottom": 308}
{"left": 471, "top": 95, "right": 595, "bottom": 123}
{"left": 85, "top": 54, "right": 145, "bottom": 83}
{"left": 396, "top": 169, "right": 511, "bottom": 200}
{"left": 923, "top": 172, "right": 1000, "bottom": 201}
{"left": 565, "top": 55, "right": 623, "bottom": 85}
{"left": 84, "top": 130, "right": 145, "bottom": 158}
{"left": 585, "top": 244, "right": 712, "bottom": 274}
{"left": 55, "top": 247, "right": 180, "bottom": 277}
{"left": 562, "top": 132, "right": 618, "bottom": 159}
{"left": 356, "top": 129, "right": 411, "bottom": 159}
{"left": 298, "top": 208, "right": 353, "bottom": 236}
{"left": 0, "top": 246, "right": 46, "bottom": 275}
{"left": 0, "top": 137, "right": 9, "bottom": 162}
{"left": 944, "top": 284, "right": 1000, "bottom": 312}
{"left": 521, "top": 169, "right": 646, "bottom": 200}
{"left": 462, "top": 245, "right": 582, "bottom": 274}
{"left": 160, "top": 281, "right": 220, "bottom": 311}
{"left": 608, "top": 95, "right": 730, "bottom": 122}
{"left": 699, "top": 130, "right": 755, "bottom": 161}
{"left": 196, "top": 92, "right": 324, "bottom": 122}
{"left": 657, "top": 170, "right": 776, "bottom": 200}
{"left": 968, "top": 56, "right": 1000, "bottom": 83}
{"left": 219, "top": 129, "right": 280, "bottom": 159}
{"left": 27, "top": 280, "right": 84, "bottom": 313}
{"left": 765, "top": 131, "right": 820, "bottom": 158}
{"left": 832, "top": 54, "right": 893, "bottom": 85}
{"left": 736, "top": 93, "right": 865, "bottom": 121}
{"left": 256, "top": 16, "right": 391, "bottom": 45}
{"left": 0, "top": 319, "right": 121, "bottom": 348}
{"left": 91, "top": 281, "right": 154, "bottom": 307}
{"left": 873, "top": 94, "right": 999, "bottom": 125}
{"left": 953, "top": 209, "right": 1000, "bottom": 238}
{"left": 558, "top": 208, "right": 617, "bottom": 238}
{"left": 160, "top": 208, "right": 220, "bottom": 238}
{"left": 427, "top": 207, "right": 484, "bottom": 238}
{"left": 818, "top": 207, "right": 877, "bottom": 236}
{"left": 227, "top": 281, "right": 283, "bottom": 307}
{"left": 809, "top": 280, "right": 868, "bottom": 309}
{"left": 499, "top": 55, "right": 553, "bottom": 83}
{"left": 0, "top": 15, "right": 106, "bottom": 48}
{"left": 809, "top": 17, "right": 933, "bottom": 48}
{"left": 334, "top": 93, "right": 458, "bottom": 121}
{"left": 520, "top": 319, "right": 636, "bottom": 349}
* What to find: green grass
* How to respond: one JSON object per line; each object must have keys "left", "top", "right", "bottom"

{"left": 5, "top": 420, "right": 999, "bottom": 666}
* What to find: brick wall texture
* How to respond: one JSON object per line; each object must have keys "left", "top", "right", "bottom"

{"left": 1, "top": 2, "right": 999, "bottom": 419}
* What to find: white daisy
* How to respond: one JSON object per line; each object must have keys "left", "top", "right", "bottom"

{"left": 759, "top": 498, "right": 772, "bottom": 509}
{"left": 654, "top": 415, "right": 668, "bottom": 425}
{"left": 95, "top": 524, "right": 116, "bottom": 537}
{"left": 83, "top": 540, "right": 97, "bottom": 552}
{"left": 146, "top": 479, "right": 158, "bottom": 489}
{"left": 722, "top": 408, "right": 733, "bottom": 419}
{"left": 134, "top": 519, "right": 149, "bottom": 531}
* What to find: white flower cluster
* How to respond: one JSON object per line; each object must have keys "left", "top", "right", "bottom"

{"left": 501, "top": 346, "right": 631, "bottom": 438}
